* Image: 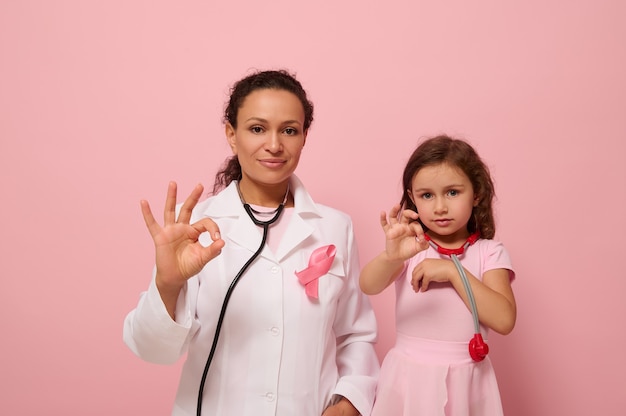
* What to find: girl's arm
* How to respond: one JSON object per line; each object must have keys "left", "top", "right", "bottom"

{"left": 360, "top": 206, "right": 428, "bottom": 295}
{"left": 359, "top": 252, "right": 405, "bottom": 295}
{"left": 411, "top": 261, "right": 516, "bottom": 334}
{"left": 470, "top": 267, "right": 516, "bottom": 335}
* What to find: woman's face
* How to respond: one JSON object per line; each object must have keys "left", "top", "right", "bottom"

{"left": 226, "top": 88, "right": 306, "bottom": 194}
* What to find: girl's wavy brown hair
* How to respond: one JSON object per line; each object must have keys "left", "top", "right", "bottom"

{"left": 399, "top": 135, "right": 496, "bottom": 239}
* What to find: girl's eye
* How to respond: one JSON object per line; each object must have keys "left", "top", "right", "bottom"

{"left": 284, "top": 127, "right": 298, "bottom": 135}
{"left": 448, "top": 190, "right": 459, "bottom": 197}
{"left": 421, "top": 193, "right": 433, "bottom": 200}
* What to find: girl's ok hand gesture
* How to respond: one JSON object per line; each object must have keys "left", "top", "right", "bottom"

{"left": 141, "top": 182, "right": 225, "bottom": 292}
{"left": 380, "top": 204, "right": 429, "bottom": 262}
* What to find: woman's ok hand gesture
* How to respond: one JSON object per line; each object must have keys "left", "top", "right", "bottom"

{"left": 141, "top": 182, "right": 225, "bottom": 317}
{"left": 380, "top": 204, "right": 429, "bottom": 262}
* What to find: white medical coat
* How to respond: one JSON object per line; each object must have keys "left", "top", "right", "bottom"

{"left": 123, "top": 176, "right": 379, "bottom": 416}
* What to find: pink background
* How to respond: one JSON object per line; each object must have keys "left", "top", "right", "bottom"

{"left": 2, "top": 1, "right": 625, "bottom": 415}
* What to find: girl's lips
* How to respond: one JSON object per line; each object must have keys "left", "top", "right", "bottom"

{"left": 434, "top": 219, "right": 452, "bottom": 226}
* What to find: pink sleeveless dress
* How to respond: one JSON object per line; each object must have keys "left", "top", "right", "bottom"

{"left": 372, "top": 239, "right": 515, "bottom": 416}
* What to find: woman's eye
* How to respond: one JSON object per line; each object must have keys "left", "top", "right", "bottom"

{"left": 251, "top": 126, "right": 264, "bottom": 134}
{"left": 284, "top": 127, "right": 297, "bottom": 135}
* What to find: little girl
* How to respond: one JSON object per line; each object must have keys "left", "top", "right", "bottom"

{"left": 360, "top": 135, "right": 516, "bottom": 415}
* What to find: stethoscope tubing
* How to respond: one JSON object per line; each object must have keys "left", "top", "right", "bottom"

{"left": 449, "top": 253, "right": 480, "bottom": 334}
{"left": 426, "top": 236, "right": 488, "bottom": 361}
{"left": 196, "top": 203, "right": 284, "bottom": 416}
{"left": 425, "top": 237, "right": 481, "bottom": 334}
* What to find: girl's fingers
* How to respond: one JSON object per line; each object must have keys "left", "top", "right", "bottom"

{"left": 400, "top": 209, "right": 419, "bottom": 224}
{"left": 409, "top": 221, "right": 425, "bottom": 242}
{"left": 411, "top": 268, "right": 425, "bottom": 292}
{"left": 411, "top": 276, "right": 420, "bottom": 292}
{"left": 379, "top": 211, "right": 389, "bottom": 229}
{"left": 178, "top": 184, "right": 204, "bottom": 224}
{"left": 389, "top": 204, "right": 401, "bottom": 221}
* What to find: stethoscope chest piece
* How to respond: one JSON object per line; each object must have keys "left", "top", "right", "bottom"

{"left": 469, "top": 333, "right": 489, "bottom": 362}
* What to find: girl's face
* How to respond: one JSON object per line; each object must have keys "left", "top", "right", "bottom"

{"left": 408, "top": 162, "right": 478, "bottom": 247}
{"left": 225, "top": 88, "right": 306, "bottom": 198}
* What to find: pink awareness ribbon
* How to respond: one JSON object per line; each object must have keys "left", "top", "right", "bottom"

{"left": 295, "top": 245, "right": 336, "bottom": 299}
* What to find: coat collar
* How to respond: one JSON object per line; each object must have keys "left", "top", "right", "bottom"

{"left": 200, "top": 175, "right": 321, "bottom": 262}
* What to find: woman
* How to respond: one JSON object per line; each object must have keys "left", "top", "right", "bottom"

{"left": 123, "top": 69, "right": 379, "bottom": 416}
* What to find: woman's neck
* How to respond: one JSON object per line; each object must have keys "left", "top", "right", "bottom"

{"left": 236, "top": 179, "right": 291, "bottom": 208}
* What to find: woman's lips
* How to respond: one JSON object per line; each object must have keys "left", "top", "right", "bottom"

{"left": 259, "top": 159, "right": 286, "bottom": 169}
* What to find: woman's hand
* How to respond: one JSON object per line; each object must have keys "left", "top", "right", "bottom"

{"left": 141, "top": 182, "right": 225, "bottom": 318}
{"left": 321, "top": 397, "right": 359, "bottom": 416}
{"left": 381, "top": 204, "right": 429, "bottom": 262}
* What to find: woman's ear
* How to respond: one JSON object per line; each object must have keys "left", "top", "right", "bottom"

{"left": 225, "top": 123, "right": 237, "bottom": 154}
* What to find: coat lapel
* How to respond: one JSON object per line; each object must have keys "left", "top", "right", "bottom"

{"left": 274, "top": 175, "right": 321, "bottom": 262}
{"left": 199, "top": 176, "right": 322, "bottom": 262}
{"left": 275, "top": 213, "right": 314, "bottom": 262}
{"left": 199, "top": 182, "right": 265, "bottom": 255}
{"left": 228, "top": 213, "right": 266, "bottom": 254}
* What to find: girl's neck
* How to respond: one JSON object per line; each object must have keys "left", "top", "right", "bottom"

{"left": 425, "top": 229, "right": 472, "bottom": 249}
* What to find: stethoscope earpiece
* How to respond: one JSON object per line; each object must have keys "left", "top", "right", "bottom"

{"left": 469, "top": 333, "right": 489, "bottom": 362}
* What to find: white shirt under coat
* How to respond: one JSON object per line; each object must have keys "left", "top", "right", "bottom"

{"left": 123, "top": 175, "right": 379, "bottom": 415}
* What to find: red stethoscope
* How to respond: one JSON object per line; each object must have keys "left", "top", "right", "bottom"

{"left": 423, "top": 231, "right": 489, "bottom": 362}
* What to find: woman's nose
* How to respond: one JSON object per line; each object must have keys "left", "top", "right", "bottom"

{"left": 265, "top": 131, "right": 282, "bottom": 153}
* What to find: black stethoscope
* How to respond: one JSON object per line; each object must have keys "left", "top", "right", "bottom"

{"left": 196, "top": 182, "right": 289, "bottom": 415}
{"left": 423, "top": 231, "right": 489, "bottom": 362}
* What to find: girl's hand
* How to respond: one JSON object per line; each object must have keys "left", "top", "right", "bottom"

{"left": 141, "top": 182, "right": 225, "bottom": 293}
{"left": 410, "top": 258, "right": 457, "bottom": 292}
{"left": 381, "top": 204, "right": 429, "bottom": 262}
{"left": 411, "top": 259, "right": 518, "bottom": 334}
{"left": 360, "top": 205, "right": 430, "bottom": 295}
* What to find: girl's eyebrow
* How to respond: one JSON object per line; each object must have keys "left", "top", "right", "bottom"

{"left": 413, "top": 183, "right": 467, "bottom": 192}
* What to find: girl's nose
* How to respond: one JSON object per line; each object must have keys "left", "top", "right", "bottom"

{"left": 434, "top": 198, "right": 448, "bottom": 214}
